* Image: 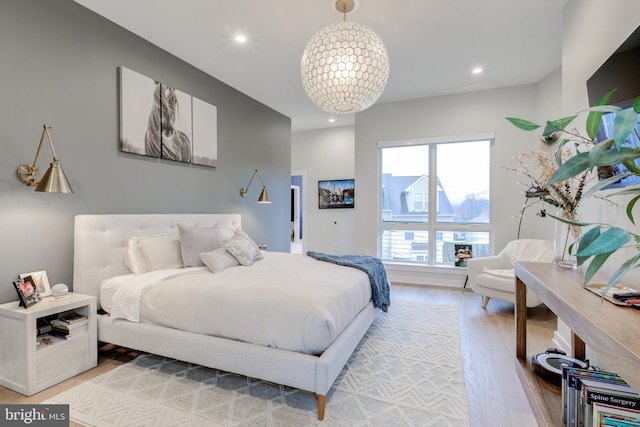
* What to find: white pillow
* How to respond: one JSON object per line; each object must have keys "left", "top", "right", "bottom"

{"left": 124, "top": 236, "right": 150, "bottom": 274}
{"left": 178, "top": 224, "right": 224, "bottom": 267}
{"left": 200, "top": 248, "right": 240, "bottom": 273}
{"left": 137, "top": 233, "right": 183, "bottom": 271}
{"left": 225, "top": 228, "right": 264, "bottom": 266}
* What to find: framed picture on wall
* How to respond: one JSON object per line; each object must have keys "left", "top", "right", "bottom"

{"left": 118, "top": 66, "right": 218, "bottom": 166}
{"left": 318, "top": 179, "right": 355, "bottom": 209}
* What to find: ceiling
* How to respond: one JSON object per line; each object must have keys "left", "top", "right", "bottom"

{"left": 73, "top": 0, "right": 568, "bottom": 132}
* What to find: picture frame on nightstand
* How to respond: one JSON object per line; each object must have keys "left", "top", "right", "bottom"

{"left": 19, "top": 270, "right": 51, "bottom": 297}
{"left": 12, "top": 276, "right": 41, "bottom": 308}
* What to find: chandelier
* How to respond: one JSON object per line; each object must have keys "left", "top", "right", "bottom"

{"left": 300, "top": 0, "right": 389, "bottom": 114}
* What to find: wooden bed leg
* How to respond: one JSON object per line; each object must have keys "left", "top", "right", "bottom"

{"left": 317, "top": 394, "right": 326, "bottom": 421}
{"left": 481, "top": 296, "right": 490, "bottom": 308}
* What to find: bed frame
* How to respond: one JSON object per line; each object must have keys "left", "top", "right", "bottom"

{"left": 72, "top": 214, "right": 379, "bottom": 420}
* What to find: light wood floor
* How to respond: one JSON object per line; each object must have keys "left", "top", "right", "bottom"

{"left": 0, "top": 284, "right": 557, "bottom": 426}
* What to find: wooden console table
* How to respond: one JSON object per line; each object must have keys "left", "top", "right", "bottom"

{"left": 514, "top": 261, "right": 640, "bottom": 426}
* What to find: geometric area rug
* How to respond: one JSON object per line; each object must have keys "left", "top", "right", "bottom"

{"left": 43, "top": 299, "right": 469, "bottom": 426}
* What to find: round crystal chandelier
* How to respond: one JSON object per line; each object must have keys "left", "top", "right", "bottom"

{"left": 300, "top": 0, "right": 389, "bottom": 114}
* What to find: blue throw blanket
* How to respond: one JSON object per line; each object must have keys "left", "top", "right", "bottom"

{"left": 307, "top": 251, "right": 391, "bottom": 312}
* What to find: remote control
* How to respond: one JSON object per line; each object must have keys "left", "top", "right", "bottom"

{"left": 613, "top": 291, "right": 640, "bottom": 300}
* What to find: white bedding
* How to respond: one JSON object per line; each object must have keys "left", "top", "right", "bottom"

{"left": 101, "top": 251, "right": 372, "bottom": 355}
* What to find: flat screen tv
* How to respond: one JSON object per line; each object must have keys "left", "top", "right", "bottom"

{"left": 593, "top": 103, "right": 640, "bottom": 189}
{"left": 587, "top": 25, "right": 640, "bottom": 189}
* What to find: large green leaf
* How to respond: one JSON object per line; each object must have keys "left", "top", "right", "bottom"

{"left": 586, "top": 88, "right": 618, "bottom": 139}
{"left": 635, "top": 96, "right": 640, "bottom": 114}
{"left": 545, "top": 152, "right": 590, "bottom": 186}
{"left": 587, "top": 138, "right": 614, "bottom": 167}
{"left": 602, "top": 253, "right": 640, "bottom": 292}
{"left": 543, "top": 115, "right": 578, "bottom": 136}
{"left": 582, "top": 173, "right": 633, "bottom": 199}
{"left": 505, "top": 117, "right": 540, "bottom": 131}
{"left": 591, "top": 147, "right": 640, "bottom": 167}
{"left": 584, "top": 251, "right": 614, "bottom": 285}
{"left": 547, "top": 211, "right": 590, "bottom": 227}
{"left": 627, "top": 195, "right": 640, "bottom": 225}
{"left": 613, "top": 108, "right": 639, "bottom": 149}
{"left": 576, "top": 227, "right": 631, "bottom": 257}
{"left": 623, "top": 160, "right": 640, "bottom": 176}
{"left": 576, "top": 226, "right": 601, "bottom": 266}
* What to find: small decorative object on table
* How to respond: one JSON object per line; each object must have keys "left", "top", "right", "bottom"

{"left": 19, "top": 270, "right": 51, "bottom": 297}
{"left": 12, "top": 276, "right": 41, "bottom": 308}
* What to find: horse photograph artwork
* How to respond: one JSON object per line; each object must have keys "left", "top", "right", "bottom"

{"left": 119, "top": 66, "right": 158, "bottom": 157}
{"left": 145, "top": 82, "right": 192, "bottom": 163}
{"left": 118, "top": 66, "right": 217, "bottom": 167}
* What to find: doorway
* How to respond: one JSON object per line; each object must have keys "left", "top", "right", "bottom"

{"left": 291, "top": 172, "right": 305, "bottom": 253}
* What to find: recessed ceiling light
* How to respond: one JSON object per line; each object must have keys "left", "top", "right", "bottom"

{"left": 328, "top": 118, "right": 335, "bottom": 123}
{"left": 472, "top": 67, "right": 483, "bottom": 74}
{"left": 235, "top": 34, "right": 247, "bottom": 43}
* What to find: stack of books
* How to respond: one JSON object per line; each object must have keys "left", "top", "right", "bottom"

{"left": 48, "top": 311, "right": 89, "bottom": 340}
{"left": 562, "top": 366, "right": 640, "bottom": 427}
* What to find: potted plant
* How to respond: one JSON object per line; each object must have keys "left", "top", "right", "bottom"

{"left": 506, "top": 88, "right": 640, "bottom": 295}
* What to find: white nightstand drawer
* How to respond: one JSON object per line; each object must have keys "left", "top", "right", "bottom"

{"left": 36, "top": 334, "right": 90, "bottom": 383}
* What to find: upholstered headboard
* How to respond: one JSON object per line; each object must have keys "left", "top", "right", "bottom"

{"left": 73, "top": 214, "right": 241, "bottom": 308}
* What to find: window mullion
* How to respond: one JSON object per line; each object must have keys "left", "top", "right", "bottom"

{"left": 428, "top": 144, "right": 437, "bottom": 263}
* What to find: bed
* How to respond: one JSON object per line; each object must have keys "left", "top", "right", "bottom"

{"left": 72, "top": 214, "right": 384, "bottom": 420}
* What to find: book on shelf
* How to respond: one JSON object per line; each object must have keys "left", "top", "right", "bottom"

{"left": 593, "top": 402, "right": 640, "bottom": 427}
{"left": 562, "top": 365, "right": 640, "bottom": 427}
{"left": 47, "top": 325, "right": 88, "bottom": 339}
{"left": 50, "top": 318, "right": 88, "bottom": 330}
{"left": 562, "top": 367, "right": 627, "bottom": 427}
{"left": 57, "top": 310, "right": 87, "bottom": 325}
{"left": 581, "top": 377, "right": 638, "bottom": 426}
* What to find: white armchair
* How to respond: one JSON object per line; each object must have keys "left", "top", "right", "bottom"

{"left": 466, "top": 239, "right": 553, "bottom": 308}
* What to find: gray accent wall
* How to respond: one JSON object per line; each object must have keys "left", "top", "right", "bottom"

{"left": 0, "top": 0, "right": 291, "bottom": 303}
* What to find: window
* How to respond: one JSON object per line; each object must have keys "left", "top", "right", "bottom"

{"left": 379, "top": 134, "right": 493, "bottom": 265}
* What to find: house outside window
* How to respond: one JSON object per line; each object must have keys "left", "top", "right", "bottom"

{"left": 378, "top": 134, "right": 493, "bottom": 265}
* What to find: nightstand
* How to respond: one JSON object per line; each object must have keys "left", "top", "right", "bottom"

{"left": 0, "top": 292, "right": 97, "bottom": 395}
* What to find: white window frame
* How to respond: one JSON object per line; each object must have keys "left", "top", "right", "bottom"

{"left": 377, "top": 132, "right": 495, "bottom": 266}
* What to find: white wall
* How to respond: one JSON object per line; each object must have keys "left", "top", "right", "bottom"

{"left": 291, "top": 126, "right": 356, "bottom": 254}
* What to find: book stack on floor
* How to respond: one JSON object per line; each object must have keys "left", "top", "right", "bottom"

{"left": 563, "top": 366, "right": 640, "bottom": 427}
{"left": 48, "top": 310, "right": 89, "bottom": 340}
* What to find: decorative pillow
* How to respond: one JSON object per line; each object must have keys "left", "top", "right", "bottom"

{"left": 225, "top": 228, "right": 264, "bottom": 266}
{"left": 137, "top": 233, "right": 183, "bottom": 271}
{"left": 124, "top": 236, "right": 150, "bottom": 275}
{"left": 200, "top": 248, "right": 241, "bottom": 273}
{"left": 178, "top": 224, "right": 224, "bottom": 267}
{"left": 216, "top": 223, "right": 238, "bottom": 242}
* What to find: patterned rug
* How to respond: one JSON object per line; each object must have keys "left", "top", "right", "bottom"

{"left": 44, "top": 299, "right": 469, "bottom": 426}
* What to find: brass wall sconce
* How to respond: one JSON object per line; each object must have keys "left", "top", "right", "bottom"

{"left": 17, "top": 124, "right": 73, "bottom": 193}
{"left": 239, "top": 169, "right": 271, "bottom": 203}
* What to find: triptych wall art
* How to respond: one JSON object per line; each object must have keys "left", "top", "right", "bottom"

{"left": 118, "top": 66, "right": 217, "bottom": 167}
